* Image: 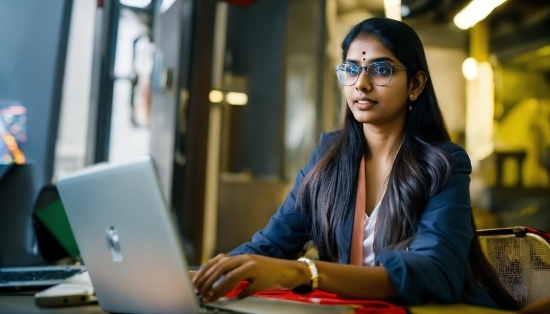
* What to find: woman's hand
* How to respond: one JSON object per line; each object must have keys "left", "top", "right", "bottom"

{"left": 192, "top": 254, "right": 308, "bottom": 302}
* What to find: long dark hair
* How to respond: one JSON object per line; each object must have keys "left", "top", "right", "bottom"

{"left": 297, "top": 17, "right": 519, "bottom": 310}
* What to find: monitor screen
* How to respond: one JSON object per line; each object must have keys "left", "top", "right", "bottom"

{"left": 0, "top": 163, "right": 13, "bottom": 183}
{"left": 0, "top": 103, "right": 27, "bottom": 166}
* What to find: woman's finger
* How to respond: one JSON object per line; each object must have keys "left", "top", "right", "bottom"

{"left": 197, "top": 255, "right": 259, "bottom": 302}
{"left": 193, "top": 254, "right": 228, "bottom": 288}
{"left": 201, "top": 261, "right": 252, "bottom": 302}
{"left": 196, "top": 253, "right": 226, "bottom": 276}
{"left": 194, "top": 262, "right": 228, "bottom": 295}
{"left": 194, "top": 254, "right": 250, "bottom": 297}
{"left": 193, "top": 254, "right": 289, "bottom": 303}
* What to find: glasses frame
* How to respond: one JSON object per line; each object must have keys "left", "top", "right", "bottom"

{"left": 335, "top": 61, "right": 409, "bottom": 87}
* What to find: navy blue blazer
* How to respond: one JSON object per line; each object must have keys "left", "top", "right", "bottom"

{"left": 230, "top": 131, "right": 497, "bottom": 308}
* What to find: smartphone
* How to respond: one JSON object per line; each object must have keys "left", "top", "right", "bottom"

{"left": 34, "top": 283, "right": 96, "bottom": 307}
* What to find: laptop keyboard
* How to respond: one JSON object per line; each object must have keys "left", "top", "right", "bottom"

{"left": 0, "top": 268, "right": 83, "bottom": 283}
{"left": 0, "top": 266, "right": 86, "bottom": 289}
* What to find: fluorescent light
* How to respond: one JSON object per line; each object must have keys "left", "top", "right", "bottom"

{"left": 384, "top": 0, "right": 402, "bottom": 21}
{"left": 465, "top": 61, "right": 494, "bottom": 161}
{"left": 209, "top": 90, "right": 224, "bottom": 103}
{"left": 462, "top": 58, "right": 478, "bottom": 81}
{"left": 120, "top": 0, "right": 151, "bottom": 8}
{"left": 226, "top": 92, "right": 248, "bottom": 105}
{"left": 454, "top": 0, "right": 507, "bottom": 30}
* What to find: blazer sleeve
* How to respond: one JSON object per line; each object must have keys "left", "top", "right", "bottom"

{"left": 375, "top": 146, "right": 478, "bottom": 304}
{"left": 228, "top": 133, "right": 332, "bottom": 258}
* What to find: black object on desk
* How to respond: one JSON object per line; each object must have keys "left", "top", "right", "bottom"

{"left": 32, "top": 185, "right": 80, "bottom": 262}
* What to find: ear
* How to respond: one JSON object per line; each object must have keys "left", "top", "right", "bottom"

{"left": 408, "top": 71, "right": 427, "bottom": 100}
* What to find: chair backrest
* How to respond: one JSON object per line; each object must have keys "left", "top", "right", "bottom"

{"left": 478, "top": 226, "right": 550, "bottom": 308}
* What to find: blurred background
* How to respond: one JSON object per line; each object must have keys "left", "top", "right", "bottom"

{"left": 0, "top": 0, "right": 549, "bottom": 266}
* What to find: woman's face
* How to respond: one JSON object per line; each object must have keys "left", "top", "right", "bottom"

{"left": 343, "top": 35, "right": 411, "bottom": 129}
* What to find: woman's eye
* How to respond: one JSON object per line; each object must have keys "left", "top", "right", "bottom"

{"left": 372, "top": 64, "right": 391, "bottom": 75}
{"left": 347, "top": 66, "right": 360, "bottom": 75}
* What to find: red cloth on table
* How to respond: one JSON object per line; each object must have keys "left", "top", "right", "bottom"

{"left": 225, "top": 281, "right": 407, "bottom": 314}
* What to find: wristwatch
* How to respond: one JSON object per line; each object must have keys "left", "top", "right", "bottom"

{"left": 291, "top": 257, "right": 319, "bottom": 294}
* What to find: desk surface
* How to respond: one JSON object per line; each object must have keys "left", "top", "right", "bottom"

{"left": 0, "top": 293, "right": 516, "bottom": 314}
{"left": 0, "top": 293, "right": 105, "bottom": 314}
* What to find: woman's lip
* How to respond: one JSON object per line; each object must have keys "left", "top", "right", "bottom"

{"left": 355, "top": 99, "right": 376, "bottom": 109}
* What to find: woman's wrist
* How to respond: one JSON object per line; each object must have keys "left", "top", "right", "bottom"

{"left": 290, "top": 257, "right": 318, "bottom": 294}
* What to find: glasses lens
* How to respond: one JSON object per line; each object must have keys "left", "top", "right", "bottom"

{"left": 336, "top": 64, "right": 346, "bottom": 85}
{"left": 336, "top": 63, "right": 361, "bottom": 86}
{"left": 367, "top": 62, "right": 392, "bottom": 86}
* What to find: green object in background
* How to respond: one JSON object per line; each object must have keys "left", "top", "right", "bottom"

{"left": 34, "top": 199, "right": 80, "bottom": 259}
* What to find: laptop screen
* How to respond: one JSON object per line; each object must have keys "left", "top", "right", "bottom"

{"left": 1, "top": 104, "right": 27, "bottom": 166}
{"left": 0, "top": 163, "right": 13, "bottom": 183}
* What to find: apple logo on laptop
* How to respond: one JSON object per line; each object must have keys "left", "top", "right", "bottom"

{"left": 105, "top": 226, "right": 123, "bottom": 262}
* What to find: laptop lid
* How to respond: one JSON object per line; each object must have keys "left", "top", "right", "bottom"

{"left": 56, "top": 155, "right": 200, "bottom": 314}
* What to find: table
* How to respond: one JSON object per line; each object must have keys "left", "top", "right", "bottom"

{"left": 0, "top": 292, "right": 105, "bottom": 314}
{"left": 0, "top": 292, "right": 517, "bottom": 314}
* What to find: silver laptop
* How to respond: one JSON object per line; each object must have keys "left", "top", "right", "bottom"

{"left": 56, "top": 155, "right": 353, "bottom": 314}
{"left": 56, "top": 155, "right": 201, "bottom": 314}
{"left": 0, "top": 265, "right": 86, "bottom": 290}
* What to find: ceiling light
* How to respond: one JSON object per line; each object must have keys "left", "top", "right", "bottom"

{"left": 462, "top": 58, "right": 478, "bottom": 81}
{"left": 226, "top": 92, "right": 248, "bottom": 105}
{"left": 209, "top": 90, "right": 224, "bottom": 103}
{"left": 384, "top": 0, "right": 402, "bottom": 21}
{"left": 454, "top": 0, "right": 507, "bottom": 30}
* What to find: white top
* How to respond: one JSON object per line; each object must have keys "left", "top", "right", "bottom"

{"left": 362, "top": 202, "right": 380, "bottom": 266}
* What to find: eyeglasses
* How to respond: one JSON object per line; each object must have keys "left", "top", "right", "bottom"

{"left": 335, "top": 61, "right": 408, "bottom": 86}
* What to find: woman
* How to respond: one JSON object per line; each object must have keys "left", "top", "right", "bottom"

{"left": 193, "top": 17, "right": 519, "bottom": 310}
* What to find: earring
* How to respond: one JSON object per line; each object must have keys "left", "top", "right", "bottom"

{"left": 409, "top": 94, "right": 416, "bottom": 111}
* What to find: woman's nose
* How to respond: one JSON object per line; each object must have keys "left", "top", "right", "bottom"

{"left": 355, "top": 70, "right": 373, "bottom": 91}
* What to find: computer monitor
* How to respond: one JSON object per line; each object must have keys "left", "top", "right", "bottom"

{"left": 0, "top": 163, "right": 13, "bottom": 183}
{"left": 0, "top": 0, "right": 73, "bottom": 267}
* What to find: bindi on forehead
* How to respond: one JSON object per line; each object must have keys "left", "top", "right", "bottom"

{"left": 362, "top": 51, "right": 366, "bottom": 60}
